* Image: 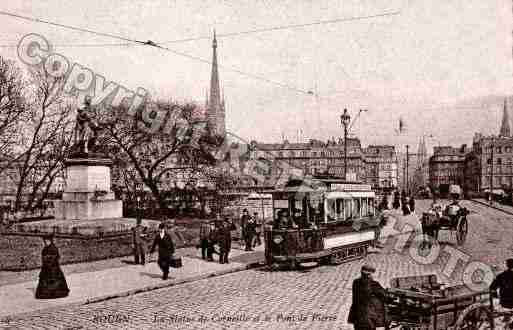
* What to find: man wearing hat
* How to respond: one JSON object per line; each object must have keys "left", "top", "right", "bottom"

{"left": 150, "top": 223, "right": 175, "bottom": 280}
{"left": 132, "top": 217, "right": 147, "bottom": 265}
{"left": 199, "top": 219, "right": 212, "bottom": 260}
{"left": 490, "top": 258, "right": 513, "bottom": 316}
{"left": 240, "top": 209, "right": 251, "bottom": 250}
{"left": 348, "top": 264, "right": 386, "bottom": 330}
{"left": 219, "top": 217, "right": 236, "bottom": 264}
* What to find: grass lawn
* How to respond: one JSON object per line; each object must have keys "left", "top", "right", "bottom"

{"left": 0, "top": 226, "right": 200, "bottom": 271}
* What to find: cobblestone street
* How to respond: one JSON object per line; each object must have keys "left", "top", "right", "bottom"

{"left": 2, "top": 200, "right": 511, "bottom": 330}
{"left": 2, "top": 252, "right": 442, "bottom": 330}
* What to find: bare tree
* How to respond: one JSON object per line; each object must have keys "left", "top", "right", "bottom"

{"left": 0, "top": 56, "right": 27, "bottom": 169}
{"left": 12, "top": 67, "right": 74, "bottom": 212}
{"left": 98, "top": 101, "right": 222, "bottom": 216}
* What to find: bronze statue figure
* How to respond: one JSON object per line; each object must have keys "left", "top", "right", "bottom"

{"left": 74, "top": 96, "right": 101, "bottom": 154}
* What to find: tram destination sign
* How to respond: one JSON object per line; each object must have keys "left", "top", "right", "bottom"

{"left": 330, "top": 183, "right": 372, "bottom": 191}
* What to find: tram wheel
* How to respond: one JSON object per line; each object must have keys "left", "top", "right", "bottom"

{"left": 329, "top": 250, "right": 345, "bottom": 265}
{"left": 289, "top": 260, "right": 299, "bottom": 270}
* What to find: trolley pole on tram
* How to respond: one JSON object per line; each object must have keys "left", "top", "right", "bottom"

{"left": 406, "top": 145, "right": 410, "bottom": 194}
{"left": 341, "top": 109, "right": 351, "bottom": 181}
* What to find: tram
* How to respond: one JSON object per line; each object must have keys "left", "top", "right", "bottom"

{"left": 264, "top": 177, "right": 382, "bottom": 268}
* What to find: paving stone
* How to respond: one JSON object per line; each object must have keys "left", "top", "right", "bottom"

{"left": 3, "top": 200, "right": 511, "bottom": 329}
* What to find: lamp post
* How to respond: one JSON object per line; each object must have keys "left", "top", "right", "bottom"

{"left": 490, "top": 137, "right": 494, "bottom": 204}
{"left": 136, "top": 182, "right": 142, "bottom": 221}
{"left": 341, "top": 109, "right": 351, "bottom": 180}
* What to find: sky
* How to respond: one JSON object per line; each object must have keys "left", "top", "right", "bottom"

{"left": 0, "top": 0, "right": 512, "bottom": 154}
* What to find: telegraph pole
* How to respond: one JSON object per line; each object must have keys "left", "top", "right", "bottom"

{"left": 490, "top": 137, "right": 494, "bottom": 204}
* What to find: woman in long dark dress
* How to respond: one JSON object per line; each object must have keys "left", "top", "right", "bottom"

{"left": 35, "top": 234, "right": 70, "bottom": 299}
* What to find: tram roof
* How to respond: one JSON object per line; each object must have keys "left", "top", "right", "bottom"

{"left": 269, "top": 178, "right": 373, "bottom": 194}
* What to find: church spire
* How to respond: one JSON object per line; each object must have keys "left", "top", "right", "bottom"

{"left": 500, "top": 97, "right": 511, "bottom": 137}
{"left": 207, "top": 29, "right": 225, "bottom": 136}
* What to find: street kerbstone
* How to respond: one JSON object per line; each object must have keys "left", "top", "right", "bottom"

{"left": 2, "top": 200, "right": 512, "bottom": 329}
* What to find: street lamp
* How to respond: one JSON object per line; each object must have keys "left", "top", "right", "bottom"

{"left": 341, "top": 108, "right": 351, "bottom": 180}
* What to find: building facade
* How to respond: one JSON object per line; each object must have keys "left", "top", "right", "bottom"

{"left": 363, "top": 145, "right": 398, "bottom": 191}
{"left": 249, "top": 138, "right": 365, "bottom": 182}
{"left": 465, "top": 134, "right": 513, "bottom": 193}
{"left": 244, "top": 139, "right": 398, "bottom": 190}
{"left": 463, "top": 98, "right": 513, "bottom": 194}
{"left": 429, "top": 145, "right": 468, "bottom": 194}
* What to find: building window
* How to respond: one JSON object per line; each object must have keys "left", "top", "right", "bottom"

{"left": 300, "top": 151, "right": 306, "bottom": 157}
{"left": 497, "top": 147, "right": 502, "bottom": 154}
{"left": 312, "top": 152, "right": 317, "bottom": 157}
{"left": 278, "top": 151, "right": 283, "bottom": 157}
{"left": 487, "top": 158, "right": 492, "bottom": 165}
{"left": 506, "top": 147, "right": 512, "bottom": 153}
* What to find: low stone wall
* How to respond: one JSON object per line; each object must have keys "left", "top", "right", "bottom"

{"left": 0, "top": 226, "right": 198, "bottom": 271}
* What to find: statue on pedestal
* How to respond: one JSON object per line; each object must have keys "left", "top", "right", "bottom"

{"left": 73, "top": 96, "right": 101, "bottom": 155}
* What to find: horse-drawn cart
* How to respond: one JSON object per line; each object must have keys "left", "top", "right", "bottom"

{"left": 384, "top": 274, "right": 511, "bottom": 329}
{"left": 421, "top": 206, "right": 469, "bottom": 246}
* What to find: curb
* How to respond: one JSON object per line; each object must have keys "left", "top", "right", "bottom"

{"left": 468, "top": 199, "right": 513, "bottom": 216}
{"left": 84, "top": 261, "right": 263, "bottom": 305}
{"left": 0, "top": 260, "right": 264, "bottom": 322}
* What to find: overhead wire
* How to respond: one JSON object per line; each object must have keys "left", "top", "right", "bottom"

{"left": 0, "top": 9, "right": 399, "bottom": 96}
{"left": 0, "top": 9, "right": 311, "bottom": 94}
{"left": 0, "top": 10, "right": 401, "bottom": 48}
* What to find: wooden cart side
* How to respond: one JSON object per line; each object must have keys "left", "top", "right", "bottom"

{"left": 385, "top": 286, "right": 492, "bottom": 329}
{"left": 431, "top": 289, "right": 491, "bottom": 329}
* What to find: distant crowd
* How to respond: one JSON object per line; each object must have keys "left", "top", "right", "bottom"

{"left": 377, "top": 190, "right": 416, "bottom": 216}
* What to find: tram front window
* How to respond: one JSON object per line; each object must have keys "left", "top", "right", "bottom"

{"left": 326, "top": 198, "right": 347, "bottom": 222}
{"left": 368, "top": 198, "right": 375, "bottom": 216}
{"left": 326, "top": 198, "right": 337, "bottom": 221}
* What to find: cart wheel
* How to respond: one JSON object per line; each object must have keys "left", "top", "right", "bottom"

{"left": 456, "top": 217, "right": 468, "bottom": 245}
{"left": 289, "top": 260, "right": 299, "bottom": 270}
{"left": 454, "top": 303, "right": 494, "bottom": 329}
{"left": 329, "top": 250, "right": 345, "bottom": 265}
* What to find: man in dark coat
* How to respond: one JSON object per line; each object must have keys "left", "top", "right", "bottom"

{"left": 199, "top": 220, "right": 212, "bottom": 260}
{"left": 392, "top": 191, "right": 400, "bottom": 210}
{"left": 150, "top": 223, "right": 175, "bottom": 280}
{"left": 207, "top": 222, "right": 217, "bottom": 261}
{"left": 409, "top": 196, "right": 416, "bottom": 214}
{"left": 36, "top": 234, "right": 70, "bottom": 299}
{"left": 244, "top": 216, "right": 256, "bottom": 251}
{"left": 253, "top": 212, "right": 262, "bottom": 247}
{"left": 490, "top": 258, "right": 513, "bottom": 309}
{"left": 132, "top": 217, "right": 147, "bottom": 265}
{"left": 401, "top": 196, "right": 410, "bottom": 215}
{"left": 348, "top": 265, "right": 386, "bottom": 330}
{"left": 240, "top": 209, "right": 251, "bottom": 249}
{"left": 219, "top": 218, "right": 236, "bottom": 264}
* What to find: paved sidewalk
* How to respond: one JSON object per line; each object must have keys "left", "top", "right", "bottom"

{"left": 472, "top": 198, "right": 513, "bottom": 215}
{"left": 0, "top": 244, "right": 264, "bottom": 319}
{"left": 0, "top": 207, "right": 424, "bottom": 320}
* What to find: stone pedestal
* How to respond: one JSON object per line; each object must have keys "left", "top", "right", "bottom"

{"left": 54, "top": 157, "right": 123, "bottom": 220}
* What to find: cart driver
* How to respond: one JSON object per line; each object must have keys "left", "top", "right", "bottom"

{"left": 443, "top": 191, "right": 462, "bottom": 220}
{"left": 430, "top": 195, "right": 443, "bottom": 217}
{"left": 490, "top": 258, "right": 513, "bottom": 315}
